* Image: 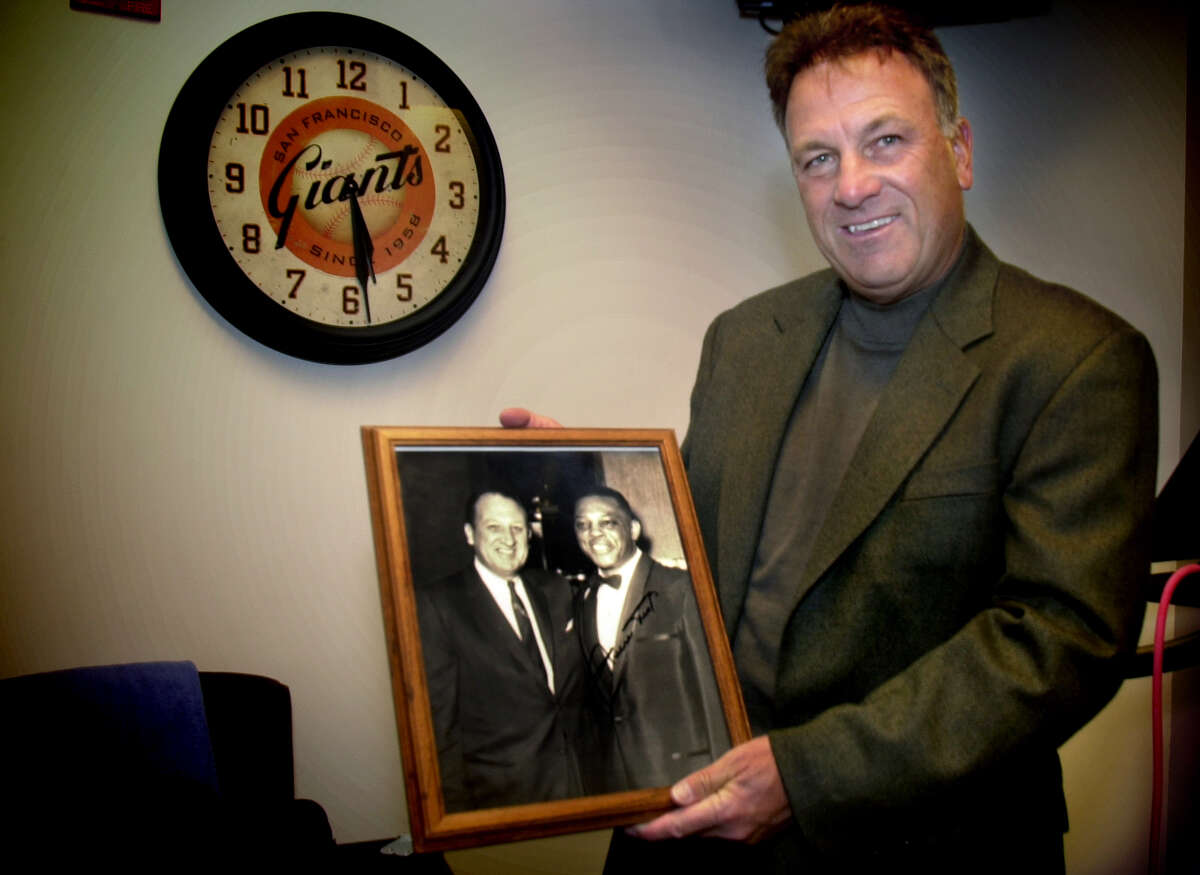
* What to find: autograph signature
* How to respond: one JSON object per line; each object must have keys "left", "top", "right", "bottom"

{"left": 585, "top": 589, "right": 658, "bottom": 681}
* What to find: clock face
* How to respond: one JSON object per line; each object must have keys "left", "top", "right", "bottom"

{"left": 159, "top": 14, "right": 504, "bottom": 363}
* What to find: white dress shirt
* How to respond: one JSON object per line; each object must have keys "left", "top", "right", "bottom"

{"left": 474, "top": 559, "right": 555, "bottom": 692}
{"left": 594, "top": 548, "right": 643, "bottom": 668}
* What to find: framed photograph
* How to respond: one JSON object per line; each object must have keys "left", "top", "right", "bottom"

{"left": 361, "top": 426, "right": 750, "bottom": 851}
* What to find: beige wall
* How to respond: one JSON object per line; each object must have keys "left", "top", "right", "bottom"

{"left": 0, "top": 1, "right": 1187, "bottom": 871}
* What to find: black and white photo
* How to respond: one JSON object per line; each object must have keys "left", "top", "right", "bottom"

{"left": 361, "top": 426, "right": 748, "bottom": 851}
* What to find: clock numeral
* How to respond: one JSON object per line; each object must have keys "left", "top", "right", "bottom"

{"left": 225, "top": 163, "right": 245, "bottom": 193}
{"left": 397, "top": 273, "right": 413, "bottom": 302}
{"left": 398, "top": 80, "right": 410, "bottom": 110}
{"left": 242, "top": 224, "right": 261, "bottom": 253}
{"left": 343, "top": 286, "right": 361, "bottom": 315}
{"left": 236, "top": 102, "right": 270, "bottom": 135}
{"left": 282, "top": 66, "right": 309, "bottom": 98}
{"left": 431, "top": 236, "right": 450, "bottom": 264}
{"left": 448, "top": 181, "right": 465, "bottom": 209}
{"left": 286, "top": 269, "right": 305, "bottom": 299}
{"left": 434, "top": 124, "right": 452, "bottom": 153}
{"left": 337, "top": 59, "right": 367, "bottom": 92}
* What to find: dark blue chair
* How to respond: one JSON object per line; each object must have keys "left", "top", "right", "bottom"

{"left": 1, "top": 661, "right": 333, "bottom": 866}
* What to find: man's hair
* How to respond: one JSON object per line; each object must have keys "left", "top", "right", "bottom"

{"left": 765, "top": 3, "right": 959, "bottom": 135}
{"left": 574, "top": 486, "right": 639, "bottom": 525}
{"left": 464, "top": 489, "right": 525, "bottom": 527}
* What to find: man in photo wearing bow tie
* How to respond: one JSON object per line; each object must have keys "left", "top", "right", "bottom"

{"left": 415, "top": 489, "right": 586, "bottom": 812}
{"left": 571, "top": 487, "right": 730, "bottom": 794}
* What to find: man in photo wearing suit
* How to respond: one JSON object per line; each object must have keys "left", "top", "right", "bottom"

{"left": 507, "top": 4, "right": 1157, "bottom": 871}
{"left": 415, "top": 490, "right": 586, "bottom": 812}
{"left": 571, "top": 487, "right": 730, "bottom": 794}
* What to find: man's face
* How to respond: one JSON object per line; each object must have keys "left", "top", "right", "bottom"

{"left": 784, "top": 50, "right": 973, "bottom": 304}
{"left": 574, "top": 495, "right": 641, "bottom": 572}
{"left": 464, "top": 493, "right": 529, "bottom": 577}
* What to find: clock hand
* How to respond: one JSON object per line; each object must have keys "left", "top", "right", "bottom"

{"left": 347, "top": 181, "right": 376, "bottom": 324}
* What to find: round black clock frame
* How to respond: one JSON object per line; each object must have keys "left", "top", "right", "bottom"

{"left": 158, "top": 12, "right": 505, "bottom": 364}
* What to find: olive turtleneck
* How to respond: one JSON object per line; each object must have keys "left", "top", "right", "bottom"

{"left": 733, "top": 255, "right": 961, "bottom": 734}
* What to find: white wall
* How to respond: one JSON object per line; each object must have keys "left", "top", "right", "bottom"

{"left": 0, "top": 1, "right": 1186, "bottom": 871}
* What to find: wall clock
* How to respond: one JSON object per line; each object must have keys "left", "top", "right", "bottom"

{"left": 158, "top": 12, "right": 505, "bottom": 364}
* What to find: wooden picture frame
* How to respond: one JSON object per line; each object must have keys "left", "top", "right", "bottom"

{"left": 361, "top": 426, "right": 750, "bottom": 851}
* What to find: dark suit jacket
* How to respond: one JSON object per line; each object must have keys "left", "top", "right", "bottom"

{"left": 681, "top": 227, "right": 1157, "bottom": 861}
{"left": 415, "top": 566, "right": 586, "bottom": 812}
{"left": 575, "top": 554, "right": 730, "bottom": 793}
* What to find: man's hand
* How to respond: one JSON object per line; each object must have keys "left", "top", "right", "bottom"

{"left": 499, "top": 407, "right": 563, "bottom": 429}
{"left": 628, "top": 736, "right": 791, "bottom": 843}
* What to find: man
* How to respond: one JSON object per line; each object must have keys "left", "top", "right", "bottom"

{"left": 415, "top": 490, "right": 586, "bottom": 812}
{"left": 504, "top": 4, "right": 1156, "bottom": 870}
{"left": 571, "top": 487, "right": 730, "bottom": 793}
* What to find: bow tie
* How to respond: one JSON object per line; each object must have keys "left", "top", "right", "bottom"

{"left": 596, "top": 572, "right": 621, "bottom": 589}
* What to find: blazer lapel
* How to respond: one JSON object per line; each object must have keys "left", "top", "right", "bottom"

{"left": 715, "top": 276, "right": 842, "bottom": 635}
{"left": 579, "top": 581, "right": 613, "bottom": 691}
{"left": 795, "top": 229, "right": 998, "bottom": 605}
{"left": 526, "top": 581, "right": 557, "bottom": 670}
{"left": 464, "top": 570, "right": 543, "bottom": 680}
{"left": 616, "top": 554, "right": 651, "bottom": 642}
{"left": 612, "top": 554, "right": 652, "bottom": 688}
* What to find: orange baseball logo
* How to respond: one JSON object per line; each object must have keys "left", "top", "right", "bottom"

{"left": 258, "top": 96, "right": 436, "bottom": 277}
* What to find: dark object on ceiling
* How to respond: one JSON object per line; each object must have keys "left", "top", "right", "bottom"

{"left": 737, "top": 1, "right": 1052, "bottom": 33}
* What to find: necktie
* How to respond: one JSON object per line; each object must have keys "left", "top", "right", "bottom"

{"left": 508, "top": 579, "right": 547, "bottom": 685}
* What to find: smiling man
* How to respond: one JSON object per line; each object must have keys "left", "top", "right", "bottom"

{"left": 596, "top": 4, "right": 1159, "bottom": 873}
{"left": 415, "top": 490, "right": 587, "bottom": 811}
{"left": 786, "top": 48, "right": 972, "bottom": 303}
{"left": 571, "top": 487, "right": 729, "bottom": 793}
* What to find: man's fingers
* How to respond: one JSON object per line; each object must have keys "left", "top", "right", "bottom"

{"left": 628, "top": 737, "right": 790, "bottom": 843}
{"left": 498, "top": 408, "right": 531, "bottom": 427}
{"left": 629, "top": 790, "right": 726, "bottom": 840}
{"left": 498, "top": 407, "right": 564, "bottom": 429}
{"left": 670, "top": 759, "right": 723, "bottom": 806}
{"left": 632, "top": 756, "right": 738, "bottom": 839}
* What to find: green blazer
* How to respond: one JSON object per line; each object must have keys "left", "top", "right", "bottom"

{"left": 680, "top": 227, "right": 1157, "bottom": 860}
